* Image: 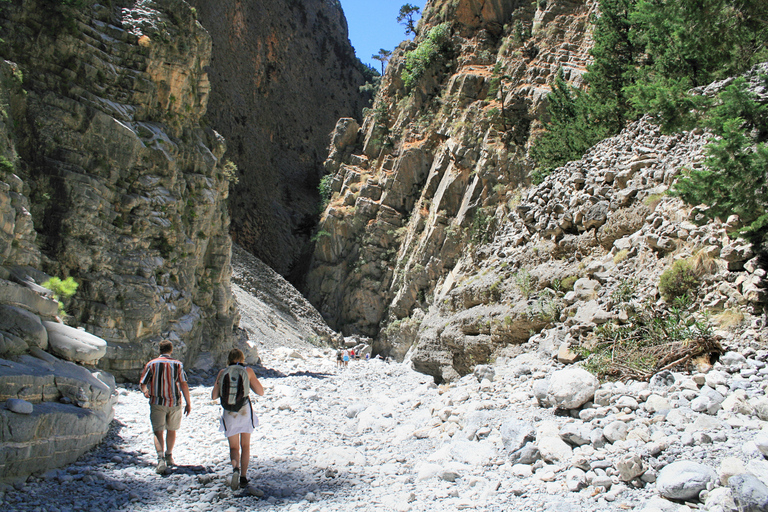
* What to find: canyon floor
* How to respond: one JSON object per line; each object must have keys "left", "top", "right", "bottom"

{"left": 1, "top": 279, "right": 766, "bottom": 512}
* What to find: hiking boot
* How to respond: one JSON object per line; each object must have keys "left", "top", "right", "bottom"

{"left": 239, "top": 476, "right": 249, "bottom": 488}
{"left": 231, "top": 467, "right": 240, "bottom": 491}
{"left": 155, "top": 458, "right": 167, "bottom": 475}
{"left": 164, "top": 453, "right": 175, "bottom": 467}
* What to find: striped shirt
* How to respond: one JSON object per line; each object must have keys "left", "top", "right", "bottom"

{"left": 140, "top": 354, "right": 187, "bottom": 407}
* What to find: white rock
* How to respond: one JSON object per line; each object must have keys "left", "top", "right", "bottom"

{"left": 617, "top": 453, "right": 646, "bottom": 482}
{"left": 566, "top": 468, "right": 587, "bottom": 491}
{"left": 754, "top": 433, "right": 768, "bottom": 457}
{"left": 603, "top": 420, "right": 628, "bottom": 443}
{"left": 537, "top": 435, "right": 573, "bottom": 463}
{"left": 721, "top": 389, "right": 754, "bottom": 415}
{"left": 644, "top": 394, "right": 671, "bottom": 413}
{"left": 656, "top": 460, "right": 717, "bottom": 501}
{"left": 42, "top": 321, "right": 107, "bottom": 364}
{"left": 690, "top": 386, "right": 724, "bottom": 415}
{"left": 315, "top": 447, "right": 365, "bottom": 468}
{"left": 719, "top": 456, "right": 746, "bottom": 485}
{"left": 704, "top": 370, "right": 729, "bottom": 388}
{"left": 546, "top": 368, "right": 599, "bottom": 409}
{"left": 704, "top": 487, "right": 737, "bottom": 511}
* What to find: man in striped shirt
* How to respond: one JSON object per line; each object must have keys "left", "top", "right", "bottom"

{"left": 140, "top": 340, "right": 192, "bottom": 474}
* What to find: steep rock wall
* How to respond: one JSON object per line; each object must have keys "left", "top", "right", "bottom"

{"left": 306, "top": 0, "right": 595, "bottom": 337}
{"left": 0, "top": 0, "right": 237, "bottom": 380}
{"left": 305, "top": 0, "right": 767, "bottom": 382}
{"left": 186, "top": 0, "right": 369, "bottom": 283}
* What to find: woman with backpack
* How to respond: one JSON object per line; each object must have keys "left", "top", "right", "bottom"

{"left": 211, "top": 348, "right": 264, "bottom": 491}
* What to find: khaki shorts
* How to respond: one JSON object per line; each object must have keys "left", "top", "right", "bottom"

{"left": 150, "top": 404, "right": 183, "bottom": 432}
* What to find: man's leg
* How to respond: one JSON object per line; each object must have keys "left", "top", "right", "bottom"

{"left": 166, "top": 430, "right": 176, "bottom": 454}
{"left": 153, "top": 430, "right": 166, "bottom": 455}
{"left": 153, "top": 429, "right": 167, "bottom": 474}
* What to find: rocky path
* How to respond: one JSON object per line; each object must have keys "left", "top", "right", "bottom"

{"left": 2, "top": 332, "right": 767, "bottom": 511}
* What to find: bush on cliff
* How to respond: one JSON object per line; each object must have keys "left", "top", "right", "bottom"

{"left": 402, "top": 23, "right": 451, "bottom": 90}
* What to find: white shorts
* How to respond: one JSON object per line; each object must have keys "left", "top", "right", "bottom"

{"left": 219, "top": 401, "right": 258, "bottom": 437}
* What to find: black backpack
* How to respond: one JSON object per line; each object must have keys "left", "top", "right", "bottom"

{"left": 219, "top": 364, "right": 250, "bottom": 412}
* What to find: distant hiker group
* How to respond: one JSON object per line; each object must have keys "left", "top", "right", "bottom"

{"left": 140, "top": 342, "right": 264, "bottom": 492}
{"left": 335, "top": 347, "right": 369, "bottom": 367}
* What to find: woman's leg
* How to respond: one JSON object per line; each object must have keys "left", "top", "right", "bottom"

{"left": 227, "top": 434, "right": 241, "bottom": 469}
{"left": 239, "top": 433, "right": 252, "bottom": 473}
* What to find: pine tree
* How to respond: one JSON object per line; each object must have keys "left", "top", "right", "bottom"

{"left": 672, "top": 78, "right": 768, "bottom": 245}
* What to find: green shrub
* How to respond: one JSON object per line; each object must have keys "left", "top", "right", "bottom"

{"left": 402, "top": 23, "right": 451, "bottom": 90}
{"left": 0, "top": 155, "right": 13, "bottom": 173}
{"left": 578, "top": 295, "right": 712, "bottom": 380}
{"left": 560, "top": 275, "right": 578, "bottom": 292}
{"left": 220, "top": 160, "right": 239, "bottom": 184}
{"left": 658, "top": 259, "right": 700, "bottom": 302}
{"left": 42, "top": 276, "right": 79, "bottom": 317}
{"left": 318, "top": 174, "right": 334, "bottom": 211}
{"left": 42, "top": 276, "right": 78, "bottom": 299}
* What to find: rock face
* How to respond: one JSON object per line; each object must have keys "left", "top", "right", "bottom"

{"left": 0, "top": 0, "right": 237, "bottom": 380}
{"left": 0, "top": 351, "right": 117, "bottom": 480}
{"left": 187, "top": 0, "right": 370, "bottom": 283}
{"left": 228, "top": 244, "right": 339, "bottom": 366}
{"left": 305, "top": 0, "right": 768, "bottom": 382}
{"left": 305, "top": 0, "right": 596, "bottom": 372}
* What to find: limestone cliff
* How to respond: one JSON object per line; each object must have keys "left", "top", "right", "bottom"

{"left": 305, "top": 0, "right": 768, "bottom": 382}
{"left": 306, "top": 0, "right": 595, "bottom": 338}
{"left": 186, "top": 0, "right": 370, "bottom": 284}
{"left": 0, "top": 0, "right": 237, "bottom": 380}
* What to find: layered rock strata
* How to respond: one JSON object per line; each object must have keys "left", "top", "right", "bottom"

{"left": 0, "top": 0, "right": 237, "bottom": 380}
{"left": 187, "top": 0, "right": 369, "bottom": 283}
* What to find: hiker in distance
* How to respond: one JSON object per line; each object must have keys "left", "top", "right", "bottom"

{"left": 139, "top": 340, "right": 192, "bottom": 475}
{"left": 212, "top": 348, "right": 265, "bottom": 491}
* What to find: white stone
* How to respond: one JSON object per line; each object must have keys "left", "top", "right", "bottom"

{"left": 546, "top": 368, "right": 599, "bottom": 409}
{"left": 42, "top": 321, "right": 107, "bottom": 364}
{"left": 656, "top": 460, "right": 717, "bottom": 501}
{"left": 719, "top": 456, "right": 746, "bottom": 485}
{"left": 644, "top": 394, "right": 671, "bottom": 413}
{"left": 603, "top": 421, "right": 628, "bottom": 443}
{"left": 617, "top": 453, "right": 646, "bottom": 482}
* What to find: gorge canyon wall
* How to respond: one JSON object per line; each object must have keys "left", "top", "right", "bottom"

{"left": 0, "top": 0, "right": 237, "bottom": 380}
{"left": 305, "top": 0, "right": 768, "bottom": 382}
{"left": 187, "top": 0, "right": 370, "bottom": 284}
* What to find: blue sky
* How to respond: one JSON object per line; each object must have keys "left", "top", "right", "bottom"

{"left": 339, "top": 0, "right": 426, "bottom": 73}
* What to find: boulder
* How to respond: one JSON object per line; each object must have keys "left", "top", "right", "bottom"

{"left": 656, "top": 460, "right": 716, "bottom": 501}
{"left": 728, "top": 474, "right": 768, "bottom": 512}
{"left": 500, "top": 418, "right": 536, "bottom": 455}
{"left": 546, "top": 367, "right": 598, "bottom": 409}
{"left": 690, "top": 386, "right": 725, "bottom": 415}
{"left": 42, "top": 322, "right": 107, "bottom": 365}
{"left": 617, "top": 453, "right": 647, "bottom": 482}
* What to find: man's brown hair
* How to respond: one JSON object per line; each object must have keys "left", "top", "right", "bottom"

{"left": 159, "top": 340, "right": 173, "bottom": 354}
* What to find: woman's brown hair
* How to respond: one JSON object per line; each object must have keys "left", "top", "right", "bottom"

{"left": 228, "top": 348, "right": 245, "bottom": 365}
